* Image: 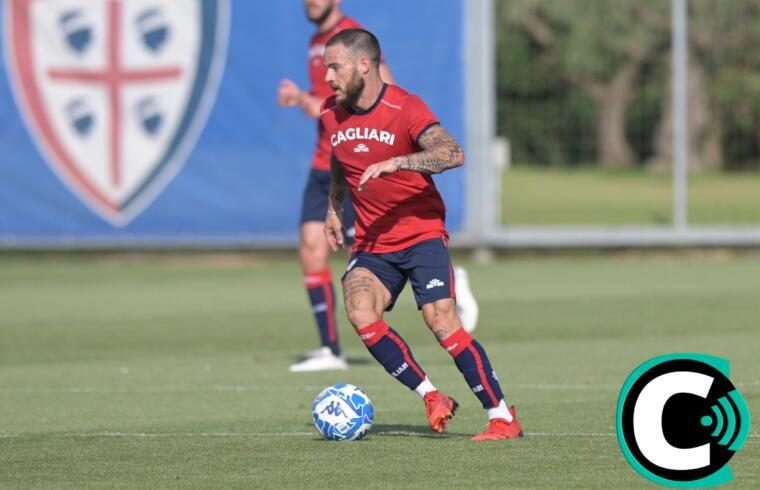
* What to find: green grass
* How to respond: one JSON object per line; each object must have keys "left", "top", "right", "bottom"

{"left": 1, "top": 253, "right": 759, "bottom": 489}
{"left": 502, "top": 167, "right": 760, "bottom": 225}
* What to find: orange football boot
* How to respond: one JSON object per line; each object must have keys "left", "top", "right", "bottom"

{"left": 423, "top": 390, "right": 459, "bottom": 433}
{"left": 471, "top": 406, "right": 524, "bottom": 441}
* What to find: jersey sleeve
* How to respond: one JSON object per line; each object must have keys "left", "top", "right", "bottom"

{"left": 404, "top": 95, "right": 440, "bottom": 147}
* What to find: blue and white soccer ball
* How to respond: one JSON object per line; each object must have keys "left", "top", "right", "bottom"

{"left": 312, "top": 383, "right": 374, "bottom": 441}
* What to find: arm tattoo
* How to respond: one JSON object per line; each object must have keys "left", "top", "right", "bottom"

{"left": 393, "top": 125, "right": 464, "bottom": 174}
{"left": 328, "top": 153, "right": 347, "bottom": 215}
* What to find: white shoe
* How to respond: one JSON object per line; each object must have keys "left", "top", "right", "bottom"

{"left": 301, "top": 347, "right": 328, "bottom": 359}
{"left": 454, "top": 266, "right": 479, "bottom": 333}
{"left": 289, "top": 347, "right": 348, "bottom": 372}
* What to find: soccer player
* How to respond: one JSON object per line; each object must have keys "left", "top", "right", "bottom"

{"left": 321, "top": 29, "right": 523, "bottom": 440}
{"left": 278, "top": 0, "right": 478, "bottom": 373}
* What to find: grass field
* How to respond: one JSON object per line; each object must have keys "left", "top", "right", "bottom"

{"left": 1, "top": 252, "right": 759, "bottom": 489}
{"left": 502, "top": 167, "right": 760, "bottom": 225}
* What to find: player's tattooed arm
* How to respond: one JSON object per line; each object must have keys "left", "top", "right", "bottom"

{"left": 325, "top": 153, "right": 347, "bottom": 252}
{"left": 393, "top": 125, "right": 464, "bottom": 174}
{"left": 328, "top": 152, "right": 347, "bottom": 217}
{"left": 357, "top": 125, "right": 464, "bottom": 190}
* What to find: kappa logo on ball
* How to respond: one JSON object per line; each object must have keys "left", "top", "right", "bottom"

{"left": 4, "top": 0, "right": 230, "bottom": 225}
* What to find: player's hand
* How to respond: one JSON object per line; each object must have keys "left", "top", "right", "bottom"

{"left": 278, "top": 79, "right": 302, "bottom": 107}
{"left": 358, "top": 159, "right": 399, "bottom": 191}
{"left": 324, "top": 212, "right": 345, "bottom": 252}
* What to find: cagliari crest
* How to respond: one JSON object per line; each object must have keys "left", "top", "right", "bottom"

{"left": 5, "top": 0, "right": 229, "bottom": 225}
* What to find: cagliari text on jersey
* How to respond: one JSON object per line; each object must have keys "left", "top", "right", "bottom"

{"left": 330, "top": 127, "right": 396, "bottom": 147}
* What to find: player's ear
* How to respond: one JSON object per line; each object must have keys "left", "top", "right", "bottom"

{"left": 358, "top": 56, "right": 370, "bottom": 76}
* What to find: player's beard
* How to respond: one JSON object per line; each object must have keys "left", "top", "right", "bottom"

{"left": 306, "top": 1, "right": 334, "bottom": 25}
{"left": 335, "top": 70, "right": 365, "bottom": 109}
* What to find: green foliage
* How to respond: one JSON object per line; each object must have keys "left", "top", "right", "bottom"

{"left": 692, "top": 0, "right": 760, "bottom": 169}
{"left": 496, "top": 2, "right": 598, "bottom": 166}
{"left": 497, "top": 0, "right": 760, "bottom": 169}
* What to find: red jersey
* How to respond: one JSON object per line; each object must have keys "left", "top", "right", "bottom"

{"left": 308, "top": 16, "right": 363, "bottom": 171}
{"left": 319, "top": 84, "right": 449, "bottom": 253}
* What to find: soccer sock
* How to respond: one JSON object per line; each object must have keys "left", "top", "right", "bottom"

{"left": 414, "top": 377, "right": 437, "bottom": 399}
{"left": 303, "top": 269, "right": 340, "bottom": 356}
{"left": 356, "top": 319, "right": 427, "bottom": 391}
{"left": 487, "top": 400, "right": 512, "bottom": 422}
{"left": 440, "top": 327, "right": 513, "bottom": 421}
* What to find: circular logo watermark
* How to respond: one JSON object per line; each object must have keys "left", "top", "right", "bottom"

{"left": 617, "top": 354, "right": 750, "bottom": 487}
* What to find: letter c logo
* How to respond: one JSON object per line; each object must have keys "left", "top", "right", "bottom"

{"left": 617, "top": 354, "right": 750, "bottom": 487}
{"left": 633, "top": 371, "right": 712, "bottom": 471}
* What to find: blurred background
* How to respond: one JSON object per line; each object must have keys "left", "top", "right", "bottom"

{"left": 0, "top": 0, "right": 465, "bottom": 246}
{"left": 496, "top": 0, "right": 760, "bottom": 235}
{"left": 1, "top": 0, "right": 758, "bottom": 248}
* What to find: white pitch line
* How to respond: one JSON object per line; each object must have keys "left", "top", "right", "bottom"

{"left": 0, "top": 383, "right": 629, "bottom": 394}
{"left": 0, "top": 431, "right": 317, "bottom": 439}
{"left": 513, "top": 384, "right": 619, "bottom": 390}
{"left": 0, "top": 385, "right": 345, "bottom": 394}
{"left": 2, "top": 383, "right": 758, "bottom": 394}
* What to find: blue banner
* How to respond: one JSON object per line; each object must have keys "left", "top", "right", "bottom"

{"left": 0, "top": 0, "right": 464, "bottom": 246}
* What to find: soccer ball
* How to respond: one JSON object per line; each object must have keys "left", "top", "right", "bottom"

{"left": 312, "top": 383, "right": 374, "bottom": 441}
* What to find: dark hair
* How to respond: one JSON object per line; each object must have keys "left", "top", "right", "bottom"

{"left": 325, "top": 28, "right": 381, "bottom": 67}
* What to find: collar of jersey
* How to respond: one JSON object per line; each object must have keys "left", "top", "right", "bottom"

{"left": 346, "top": 83, "right": 388, "bottom": 116}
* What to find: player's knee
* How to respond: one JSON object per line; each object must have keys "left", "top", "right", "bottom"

{"left": 422, "top": 299, "right": 460, "bottom": 338}
{"left": 345, "top": 306, "right": 379, "bottom": 329}
{"left": 426, "top": 298, "right": 457, "bottom": 321}
{"left": 343, "top": 269, "right": 384, "bottom": 328}
{"left": 299, "top": 240, "right": 322, "bottom": 262}
{"left": 299, "top": 231, "right": 328, "bottom": 270}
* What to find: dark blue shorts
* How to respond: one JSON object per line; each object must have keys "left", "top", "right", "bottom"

{"left": 343, "top": 238, "right": 455, "bottom": 311}
{"left": 300, "top": 169, "right": 356, "bottom": 243}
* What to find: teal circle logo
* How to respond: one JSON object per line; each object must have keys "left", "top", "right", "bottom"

{"left": 617, "top": 354, "right": 750, "bottom": 487}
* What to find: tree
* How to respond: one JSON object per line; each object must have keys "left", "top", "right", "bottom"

{"left": 691, "top": 0, "right": 760, "bottom": 170}
{"left": 497, "top": 0, "right": 760, "bottom": 171}
{"left": 499, "top": 0, "right": 670, "bottom": 168}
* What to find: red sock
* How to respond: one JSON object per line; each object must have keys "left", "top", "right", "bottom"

{"left": 356, "top": 320, "right": 426, "bottom": 390}
{"left": 440, "top": 328, "right": 504, "bottom": 409}
{"left": 303, "top": 269, "right": 339, "bottom": 355}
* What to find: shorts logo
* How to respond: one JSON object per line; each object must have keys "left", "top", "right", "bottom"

{"left": 426, "top": 278, "right": 444, "bottom": 289}
{"left": 617, "top": 354, "right": 750, "bottom": 487}
{"left": 5, "top": 0, "right": 230, "bottom": 226}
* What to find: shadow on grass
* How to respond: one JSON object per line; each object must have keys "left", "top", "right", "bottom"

{"left": 371, "top": 424, "right": 471, "bottom": 438}
{"left": 302, "top": 422, "right": 470, "bottom": 439}
{"left": 346, "top": 357, "right": 372, "bottom": 365}
{"left": 289, "top": 354, "right": 372, "bottom": 365}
